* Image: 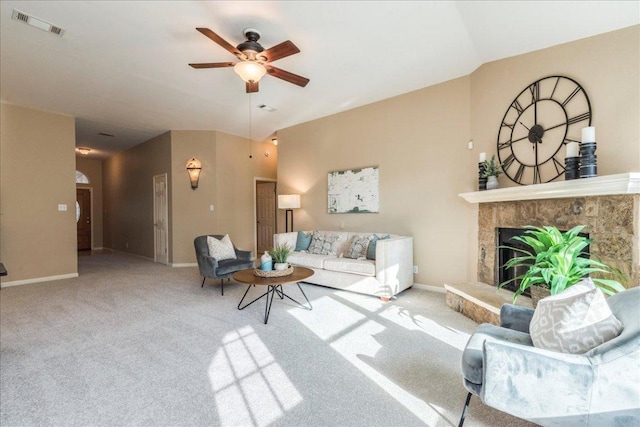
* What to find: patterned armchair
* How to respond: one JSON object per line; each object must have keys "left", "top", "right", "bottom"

{"left": 194, "top": 235, "right": 254, "bottom": 295}
{"left": 458, "top": 286, "right": 640, "bottom": 426}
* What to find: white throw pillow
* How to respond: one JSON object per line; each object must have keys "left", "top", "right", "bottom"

{"left": 529, "top": 278, "right": 623, "bottom": 354}
{"left": 206, "top": 235, "right": 237, "bottom": 261}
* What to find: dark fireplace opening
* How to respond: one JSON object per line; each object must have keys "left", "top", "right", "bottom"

{"left": 496, "top": 227, "right": 590, "bottom": 297}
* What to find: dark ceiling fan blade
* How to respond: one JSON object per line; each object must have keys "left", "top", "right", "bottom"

{"left": 246, "top": 81, "right": 259, "bottom": 93}
{"left": 189, "top": 62, "right": 235, "bottom": 69}
{"left": 196, "top": 28, "right": 242, "bottom": 57}
{"left": 265, "top": 65, "right": 309, "bottom": 87}
{"left": 261, "top": 40, "right": 300, "bottom": 63}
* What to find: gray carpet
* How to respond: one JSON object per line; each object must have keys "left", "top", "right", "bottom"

{"left": 0, "top": 251, "right": 536, "bottom": 427}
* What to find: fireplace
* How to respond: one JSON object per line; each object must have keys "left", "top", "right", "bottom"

{"left": 496, "top": 227, "right": 590, "bottom": 297}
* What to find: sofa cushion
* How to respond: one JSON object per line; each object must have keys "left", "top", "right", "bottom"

{"left": 366, "top": 234, "right": 390, "bottom": 260}
{"left": 295, "top": 231, "right": 313, "bottom": 251}
{"left": 288, "top": 252, "right": 334, "bottom": 269}
{"left": 324, "top": 258, "right": 376, "bottom": 277}
{"left": 530, "top": 279, "right": 623, "bottom": 354}
{"left": 207, "top": 235, "right": 236, "bottom": 261}
{"left": 344, "top": 235, "right": 371, "bottom": 259}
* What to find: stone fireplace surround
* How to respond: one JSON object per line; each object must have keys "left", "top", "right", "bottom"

{"left": 446, "top": 173, "right": 639, "bottom": 324}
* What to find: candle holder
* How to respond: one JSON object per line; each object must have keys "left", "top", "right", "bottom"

{"left": 579, "top": 142, "right": 597, "bottom": 178}
{"left": 564, "top": 157, "right": 580, "bottom": 180}
{"left": 478, "top": 162, "right": 487, "bottom": 191}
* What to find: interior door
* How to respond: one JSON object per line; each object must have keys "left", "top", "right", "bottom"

{"left": 76, "top": 188, "right": 91, "bottom": 250}
{"left": 256, "top": 181, "right": 276, "bottom": 254}
{"left": 153, "top": 174, "right": 169, "bottom": 265}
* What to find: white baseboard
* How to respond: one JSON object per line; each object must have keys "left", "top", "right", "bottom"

{"left": 412, "top": 283, "right": 446, "bottom": 293}
{"left": 171, "top": 263, "right": 197, "bottom": 267}
{"left": 1, "top": 273, "right": 79, "bottom": 288}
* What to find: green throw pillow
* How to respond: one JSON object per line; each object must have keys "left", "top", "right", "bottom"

{"left": 295, "top": 231, "right": 313, "bottom": 251}
{"left": 366, "top": 234, "right": 390, "bottom": 260}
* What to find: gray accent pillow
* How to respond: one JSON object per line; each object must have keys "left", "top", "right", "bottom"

{"left": 308, "top": 231, "right": 339, "bottom": 255}
{"left": 529, "top": 278, "right": 623, "bottom": 354}
{"left": 344, "top": 235, "right": 370, "bottom": 259}
{"left": 206, "top": 235, "right": 237, "bottom": 261}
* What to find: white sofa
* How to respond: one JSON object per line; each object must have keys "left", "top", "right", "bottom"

{"left": 274, "top": 231, "right": 414, "bottom": 300}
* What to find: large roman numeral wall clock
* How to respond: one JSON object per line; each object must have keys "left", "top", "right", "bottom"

{"left": 496, "top": 75, "right": 592, "bottom": 185}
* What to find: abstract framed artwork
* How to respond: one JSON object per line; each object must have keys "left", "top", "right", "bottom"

{"left": 328, "top": 166, "right": 379, "bottom": 213}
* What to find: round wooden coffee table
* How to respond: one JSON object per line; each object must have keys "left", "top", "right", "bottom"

{"left": 233, "top": 267, "right": 314, "bottom": 324}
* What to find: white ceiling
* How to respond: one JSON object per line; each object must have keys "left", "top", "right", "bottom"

{"left": 1, "top": 1, "right": 638, "bottom": 160}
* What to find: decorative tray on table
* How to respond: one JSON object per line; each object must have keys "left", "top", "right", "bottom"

{"left": 253, "top": 266, "right": 294, "bottom": 277}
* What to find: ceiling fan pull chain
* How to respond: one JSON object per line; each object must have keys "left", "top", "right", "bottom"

{"left": 248, "top": 92, "right": 253, "bottom": 159}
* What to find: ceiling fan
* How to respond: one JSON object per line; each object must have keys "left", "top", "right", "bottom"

{"left": 189, "top": 28, "right": 310, "bottom": 93}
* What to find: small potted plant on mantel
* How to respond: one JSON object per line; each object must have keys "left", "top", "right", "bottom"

{"left": 499, "top": 225, "right": 626, "bottom": 307}
{"left": 269, "top": 244, "right": 292, "bottom": 270}
{"left": 481, "top": 155, "right": 502, "bottom": 190}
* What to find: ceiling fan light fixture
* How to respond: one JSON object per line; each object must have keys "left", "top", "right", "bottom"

{"left": 234, "top": 61, "right": 267, "bottom": 83}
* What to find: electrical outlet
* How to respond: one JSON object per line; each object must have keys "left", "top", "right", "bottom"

{"left": 58, "top": 204, "right": 67, "bottom": 211}
{"left": 413, "top": 265, "right": 419, "bottom": 274}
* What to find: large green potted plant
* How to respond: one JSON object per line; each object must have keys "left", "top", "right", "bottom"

{"left": 499, "top": 225, "right": 625, "bottom": 304}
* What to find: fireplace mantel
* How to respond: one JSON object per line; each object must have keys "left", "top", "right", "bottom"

{"left": 459, "top": 172, "right": 640, "bottom": 204}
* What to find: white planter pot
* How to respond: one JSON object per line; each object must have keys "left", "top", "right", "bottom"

{"left": 487, "top": 175, "right": 499, "bottom": 190}
{"left": 274, "top": 263, "right": 288, "bottom": 271}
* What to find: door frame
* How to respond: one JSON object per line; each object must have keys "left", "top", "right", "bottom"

{"left": 76, "top": 186, "right": 94, "bottom": 250}
{"left": 153, "top": 173, "right": 169, "bottom": 265}
{"left": 254, "top": 177, "right": 277, "bottom": 256}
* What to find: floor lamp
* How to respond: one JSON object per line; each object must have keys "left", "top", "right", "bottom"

{"left": 278, "top": 194, "right": 300, "bottom": 232}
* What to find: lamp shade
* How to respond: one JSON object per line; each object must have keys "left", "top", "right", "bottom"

{"left": 233, "top": 61, "right": 267, "bottom": 83}
{"left": 186, "top": 157, "right": 202, "bottom": 190}
{"left": 278, "top": 194, "right": 300, "bottom": 209}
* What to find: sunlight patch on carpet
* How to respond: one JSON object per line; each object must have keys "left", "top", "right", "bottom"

{"left": 209, "top": 326, "right": 302, "bottom": 426}
{"left": 288, "top": 296, "right": 366, "bottom": 340}
{"left": 289, "top": 294, "right": 458, "bottom": 425}
{"left": 378, "top": 305, "right": 470, "bottom": 351}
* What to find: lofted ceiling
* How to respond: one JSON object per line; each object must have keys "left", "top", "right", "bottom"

{"left": 1, "top": 1, "right": 638, "bottom": 160}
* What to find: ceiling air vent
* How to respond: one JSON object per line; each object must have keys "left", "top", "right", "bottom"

{"left": 98, "top": 132, "right": 115, "bottom": 138}
{"left": 12, "top": 9, "right": 65, "bottom": 37}
{"left": 258, "top": 104, "right": 277, "bottom": 112}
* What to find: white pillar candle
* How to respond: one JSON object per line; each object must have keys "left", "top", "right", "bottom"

{"left": 479, "top": 152, "right": 487, "bottom": 163}
{"left": 566, "top": 142, "right": 579, "bottom": 158}
{"left": 582, "top": 127, "right": 595, "bottom": 143}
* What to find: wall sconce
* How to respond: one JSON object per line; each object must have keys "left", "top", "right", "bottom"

{"left": 271, "top": 138, "right": 278, "bottom": 146}
{"left": 278, "top": 194, "right": 300, "bottom": 232}
{"left": 186, "top": 157, "right": 202, "bottom": 190}
{"left": 77, "top": 147, "right": 91, "bottom": 155}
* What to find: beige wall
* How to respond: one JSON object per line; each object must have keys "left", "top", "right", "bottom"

{"left": 471, "top": 25, "right": 640, "bottom": 187}
{"left": 279, "top": 76, "right": 473, "bottom": 286}
{"left": 76, "top": 156, "right": 104, "bottom": 249}
{"left": 277, "top": 25, "right": 640, "bottom": 288}
{"left": 214, "top": 132, "right": 278, "bottom": 256}
{"left": 104, "top": 129, "right": 278, "bottom": 265}
{"left": 103, "top": 131, "right": 172, "bottom": 259}
{"left": 0, "top": 103, "right": 77, "bottom": 284}
{"left": 170, "top": 131, "right": 217, "bottom": 264}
